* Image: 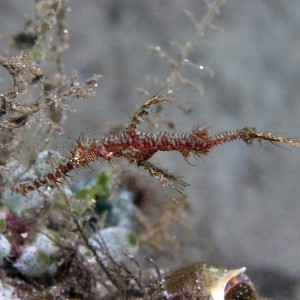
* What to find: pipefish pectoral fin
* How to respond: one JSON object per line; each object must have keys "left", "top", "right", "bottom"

{"left": 137, "top": 160, "right": 190, "bottom": 194}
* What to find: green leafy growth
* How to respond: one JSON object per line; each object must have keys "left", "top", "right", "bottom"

{"left": 72, "top": 202, "right": 89, "bottom": 217}
{"left": 0, "top": 217, "right": 6, "bottom": 233}
{"left": 128, "top": 232, "right": 138, "bottom": 247}
{"left": 73, "top": 171, "right": 113, "bottom": 217}
{"left": 75, "top": 170, "right": 113, "bottom": 200}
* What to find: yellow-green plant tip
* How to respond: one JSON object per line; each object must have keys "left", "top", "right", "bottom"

{"left": 0, "top": 218, "right": 6, "bottom": 233}
{"left": 128, "top": 232, "right": 138, "bottom": 246}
